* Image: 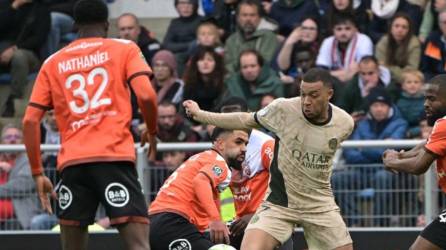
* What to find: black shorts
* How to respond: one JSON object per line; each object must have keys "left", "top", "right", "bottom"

{"left": 420, "top": 209, "right": 446, "bottom": 248}
{"left": 149, "top": 212, "right": 213, "bottom": 250}
{"left": 56, "top": 161, "right": 149, "bottom": 227}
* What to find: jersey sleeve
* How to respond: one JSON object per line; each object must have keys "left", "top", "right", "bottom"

{"left": 261, "top": 139, "right": 274, "bottom": 170}
{"left": 254, "top": 98, "right": 284, "bottom": 133}
{"left": 340, "top": 112, "right": 355, "bottom": 142}
{"left": 200, "top": 162, "right": 231, "bottom": 193}
{"left": 28, "top": 66, "right": 53, "bottom": 110}
{"left": 125, "top": 42, "right": 152, "bottom": 82}
{"left": 426, "top": 119, "right": 446, "bottom": 157}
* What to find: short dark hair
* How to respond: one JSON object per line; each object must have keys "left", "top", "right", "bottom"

{"left": 302, "top": 68, "right": 333, "bottom": 88}
{"left": 236, "top": 0, "right": 262, "bottom": 16}
{"left": 210, "top": 127, "right": 233, "bottom": 142}
{"left": 359, "top": 55, "right": 379, "bottom": 66}
{"left": 73, "top": 0, "right": 109, "bottom": 25}
{"left": 217, "top": 97, "right": 249, "bottom": 113}
{"left": 158, "top": 100, "right": 177, "bottom": 111}
{"left": 427, "top": 74, "right": 446, "bottom": 93}
{"left": 239, "top": 49, "right": 264, "bottom": 68}
{"left": 332, "top": 13, "right": 356, "bottom": 28}
{"left": 174, "top": 0, "right": 199, "bottom": 13}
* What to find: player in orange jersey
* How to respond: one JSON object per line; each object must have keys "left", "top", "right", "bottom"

{"left": 383, "top": 74, "right": 446, "bottom": 250}
{"left": 149, "top": 127, "right": 248, "bottom": 250}
{"left": 22, "top": 1, "right": 157, "bottom": 250}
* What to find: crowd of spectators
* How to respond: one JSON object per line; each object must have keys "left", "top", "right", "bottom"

{"left": 1, "top": 0, "right": 445, "bottom": 229}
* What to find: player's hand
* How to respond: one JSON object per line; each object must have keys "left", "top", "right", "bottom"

{"left": 230, "top": 214, "right": 253, "bottom": 237}
{"left": 140, "top": 130, "right": 157, "bottom": 162}
{"left": 382, "top": 150, "right": 399, "bottom": 174}
{"left": 382, "top": 149, "right": 398, "bottom": 161}
{"left": 182, "top": 100, "right": 201, "bottom": 119}
{"left": 33, "top": 174, "right": 56, "bottom": 214}
{"left": 209, "top": 220, "right": 230, "bottom": 244}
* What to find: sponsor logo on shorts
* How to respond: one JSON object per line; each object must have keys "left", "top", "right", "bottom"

{"left": 58, "top": 185, "right": 72, "bottom": 210}
{"left": 105, "top": 182, "right": 130, "bottom": 207}
{"left": 168, "top": 239, "right": 191, "bottom": 250}
{"left": 439, "top": 210, "right": 446, "bottom": 223}
{"left": 212, "top": 166, "right": 223, "bottom": 177}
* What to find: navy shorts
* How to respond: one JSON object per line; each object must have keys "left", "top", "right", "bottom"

{"left": 420, "top": 209, "right": 446, "bottom": 249}
{"left": 56, "top": 161, "right": 149, "bottom": 227}
{"left": 149, "top": 212, "right": 213, "bottom": 250}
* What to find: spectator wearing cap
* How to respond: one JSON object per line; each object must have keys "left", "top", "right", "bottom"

{"left": 151, "top": 50, "right": 184, "bottom": 106}
{"left": 130, "top": 50, "right": 183, "bottom": 141}
{"left": 163, "top": 0, "right": 203, "bottom": 76}
{"left": 332, "top": 87, "right": 408, "bottom": 226}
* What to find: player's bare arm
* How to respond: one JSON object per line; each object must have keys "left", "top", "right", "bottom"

{"left": 383, "top": 146, "right": 437, "bottom": 175}
{"left": 131, "top": 74, "right": 158, "bottom": 161}
{"left": 397, "top": 140, "right": 427, "bottom": 159}
{"left": 192, "top": 172, "right": 230, "bottom": 244}
{"left": 23, "top": 106, "right": 56, "bottom": 214}
{"left": 183, "top": 100, "right": 259, "bottom": 130}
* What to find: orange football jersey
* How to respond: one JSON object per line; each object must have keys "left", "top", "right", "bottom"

{"left": 230, "top": 129, "right": 274, "bottom": 218}
{"left": 149, "top": 150, "right": 231, "bottom": 232}
{"left": 28, "top": 38, "right": 152, "bottom": 171}
{"left": 425, "top": 117, "right": 446, "bottom": 193}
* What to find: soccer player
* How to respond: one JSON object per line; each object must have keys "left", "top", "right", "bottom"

{"left": 184, "top": 68, "right": 355, "bottom": 250}
{"left": 217, "top": 97, "right": 293, "bottom": 250}
{"left": 383, "top": 74, "right": 446, "bottom": 250}
{"left": 149, "top": 128, "right": 248, "bottom": 250}
{"left": 22, "top": 1, "right": 157, "bottom": 250}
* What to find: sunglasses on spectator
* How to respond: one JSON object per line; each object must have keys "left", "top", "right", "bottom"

{"left": 2, "top": 134, "right": 22, "bottom": 141}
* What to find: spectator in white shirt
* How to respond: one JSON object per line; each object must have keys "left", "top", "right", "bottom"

{"left": 316, "top": 13, "right": 373, "bottom": 82}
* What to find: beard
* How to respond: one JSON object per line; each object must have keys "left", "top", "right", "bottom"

{"left": 427, "top": 107, "right": 446, "bottom": 126}
{"left": 227, "top": 157, "right": 243, "bottom": 171}
{"left": 241, "top": 23, "right": 256, "bottom": 35}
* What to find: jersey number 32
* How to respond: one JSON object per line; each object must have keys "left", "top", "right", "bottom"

{"left": 65, "top": 67, "right": 111, "bottom": 114}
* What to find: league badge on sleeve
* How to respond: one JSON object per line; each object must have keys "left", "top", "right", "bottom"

{"left": 328, "top": 138, "right": 338, "bottom": 151}
{"left": 212, "top": 165, "right": 223, "bottom": 177}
